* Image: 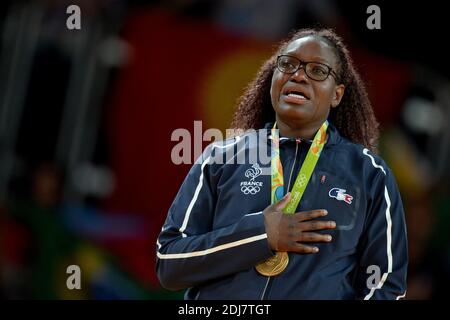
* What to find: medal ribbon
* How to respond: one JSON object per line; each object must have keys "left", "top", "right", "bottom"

{"left": 271, "top": 121, "right": 328, "bottom": 213}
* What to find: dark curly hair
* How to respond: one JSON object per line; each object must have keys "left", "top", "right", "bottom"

{"left": 230, "top": 28, "right": 379, "bottom": 152}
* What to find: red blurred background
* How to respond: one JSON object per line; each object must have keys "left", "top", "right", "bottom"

{"left": 0, "top": 0, "right": 449, "bottom": 299}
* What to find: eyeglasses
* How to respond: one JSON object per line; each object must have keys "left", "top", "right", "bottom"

{"left": 276, "top": 55, "right": 337, "bottom": 82}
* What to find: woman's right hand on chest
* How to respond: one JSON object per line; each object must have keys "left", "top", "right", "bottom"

{"left": 263, "top": 193, "right": 336, "bottom": 254}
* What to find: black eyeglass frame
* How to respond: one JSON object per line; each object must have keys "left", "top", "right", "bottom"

{"left": 276, "top": 55, "right": 338, "bottom": 81}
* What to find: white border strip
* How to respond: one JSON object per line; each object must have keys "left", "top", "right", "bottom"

{"left": 244, "top": 211, "right": 263, "bottom": 217}
{"left": 363, "top": 148, "right": 386, "bottom": 175}
{"left": 179, "top": 138, "right": 242, "bottom": 237}
{"left": 179, "top": 156, "right": 211, "bottom": 237}
{"left": 157, "top": 234, "right": 267, "bottom": 259}
{"left": 363, "top": 148, "right": 395, "bottom": 300}
{"left": 364, "top": 186, "right": 393, "bottom": 299}
{"left": 396, "top": 291, "right": 407, "bottom": 300}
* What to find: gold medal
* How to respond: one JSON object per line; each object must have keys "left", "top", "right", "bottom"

{"left": 255, "top": 251, "right": 289, "bottom": 276}
{"left": 254, "top": 122, "right": 328, "bottom": 277}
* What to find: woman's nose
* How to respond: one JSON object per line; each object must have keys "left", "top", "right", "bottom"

{"left": 290, "top": 65, "right": 309, "bottom": 82}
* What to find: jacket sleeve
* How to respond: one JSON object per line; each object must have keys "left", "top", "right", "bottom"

{"left": 156, "top": 147, "right": 273, "bottom": 291}
{"left": 354, "top": 162, "right": 408, "bottom": 300}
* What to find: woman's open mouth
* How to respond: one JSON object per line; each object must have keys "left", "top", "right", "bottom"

{"left": 282, "top": 91, "right": 309, "bottom": 105}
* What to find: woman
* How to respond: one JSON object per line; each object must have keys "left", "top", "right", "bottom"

{"left": 156, "top": 28, "right": 408, "bottom": 300}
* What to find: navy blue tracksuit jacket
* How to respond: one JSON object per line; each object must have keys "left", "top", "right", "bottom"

{"left": 156, "top": 123, "right": 408, "bottom": 299}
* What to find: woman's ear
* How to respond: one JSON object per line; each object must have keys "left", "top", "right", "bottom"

{"left": 331, "top": 84, "right": 345, "bottom": 108}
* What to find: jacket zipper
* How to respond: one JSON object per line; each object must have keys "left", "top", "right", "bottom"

{"left": 261, "top": 139, "right": 301, "bottom": 300}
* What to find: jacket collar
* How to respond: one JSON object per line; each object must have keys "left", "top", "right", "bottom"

{"left": 263, "top": 121, "right": 341, "bottom": 147}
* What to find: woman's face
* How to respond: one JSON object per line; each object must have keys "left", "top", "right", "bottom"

{"left": 270, "top": 36, "right": 345, "bottom": 128}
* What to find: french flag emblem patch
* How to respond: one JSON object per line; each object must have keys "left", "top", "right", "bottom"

{"left": 328, "top": 188, "right": 353, "bottom": 204}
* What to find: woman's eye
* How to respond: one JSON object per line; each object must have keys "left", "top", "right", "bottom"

{"left": 281, "top": 61, "right": 295, "bottom": 69}
{"left": 311, "top": 66, "right": 327, "bottom": 75}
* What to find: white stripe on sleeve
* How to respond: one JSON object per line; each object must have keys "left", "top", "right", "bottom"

{"left": 157, "top": 234, "right": 267, "bottom": 259}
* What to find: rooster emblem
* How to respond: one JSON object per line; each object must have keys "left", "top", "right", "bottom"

{"left": 245, "top": 163, "right": 262, "bottom": 181}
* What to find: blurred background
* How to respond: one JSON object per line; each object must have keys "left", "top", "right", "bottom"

{"left": 0, "top": 0, "right": 449, "bottom": 299}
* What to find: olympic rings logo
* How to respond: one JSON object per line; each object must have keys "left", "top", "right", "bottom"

{"left": 241, "top": 185, "right": 261, "bottom": 194}
{"left": 298, "top": 174, "right": 307, "bottom": 187}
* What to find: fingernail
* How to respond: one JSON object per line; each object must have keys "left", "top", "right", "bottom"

{"left": 313, "top": 247, "right": 319, "bottom": 253}
{"left": 331, "top": 222, "right": 336, "bottom": 228}
{"left": 326, "top": 235, "right": 332, "bottom": 241}
{"left": 322, "top": 210, "right": 328, "bottom": 215}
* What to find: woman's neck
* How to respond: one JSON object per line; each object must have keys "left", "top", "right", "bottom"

{"left": 275, "top": 117, "right": 322, "bottom": 140}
